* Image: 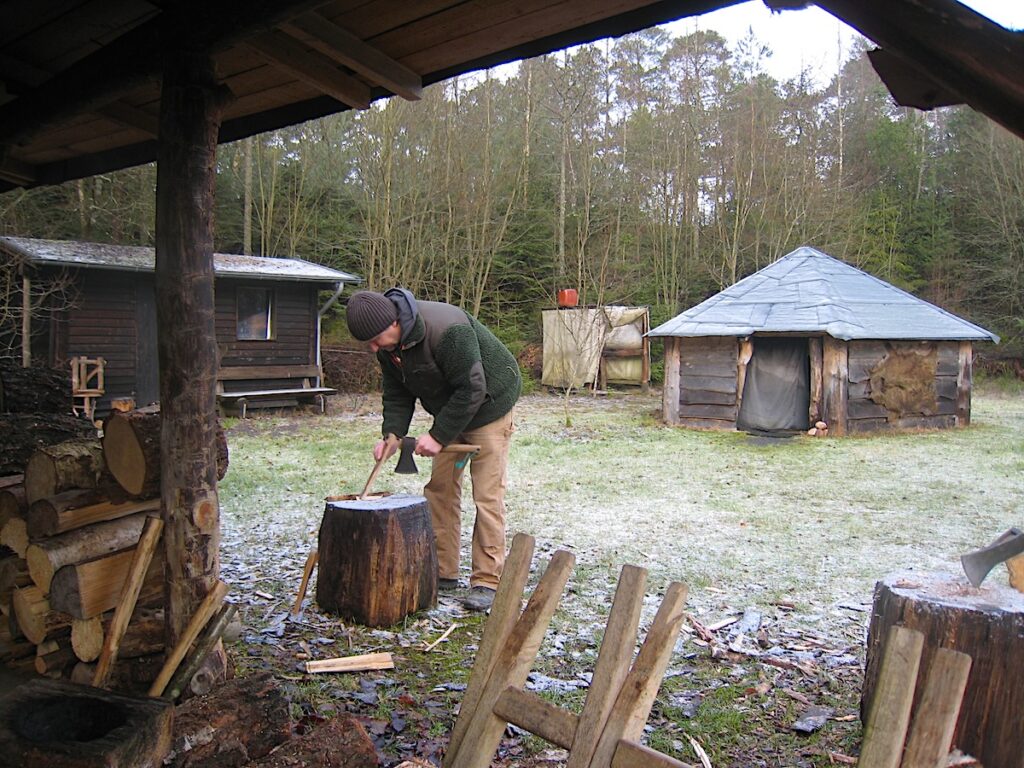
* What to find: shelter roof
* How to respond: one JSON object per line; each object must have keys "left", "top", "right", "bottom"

{"left": 0, "top": 236, "right": 360, "bottom": 286}
{"left": 647, "top": 246, "right": 999, "bottom": 342}
{"left": 0, "top": 1, "right": 1022, "bottom": 193}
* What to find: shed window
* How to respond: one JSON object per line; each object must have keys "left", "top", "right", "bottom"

{"left": 237, "top": 287, "right": 274, "bottom": 340}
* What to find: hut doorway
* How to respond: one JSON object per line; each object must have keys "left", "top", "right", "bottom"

{"left": 736, "top": 337, "right": 811, "bottom": 435}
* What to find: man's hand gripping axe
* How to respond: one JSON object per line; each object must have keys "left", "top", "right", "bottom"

{"left": 395, "top": 436, "right": 481, "bottom": 474}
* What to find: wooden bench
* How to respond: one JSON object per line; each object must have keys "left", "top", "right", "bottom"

{"left": 216, "top": 364, "right": 336, "bottom": 418}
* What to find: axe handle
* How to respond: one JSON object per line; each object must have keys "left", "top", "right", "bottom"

{"left": 359, "top": 434, "right": 400, "bottom": 499}
{"left": 442, "top": 443, "right": 481, "bottom": 453}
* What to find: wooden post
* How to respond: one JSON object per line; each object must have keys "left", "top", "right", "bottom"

{"left": 155, "top": 50, "right": 233, "bottom": 662}
{"left": 736, "top": 337, "right": 753, "bottom": 413}
{"left": 662, "top": 338, "right": 680, "bottom": 425}
{"left": 808, "top": 336, "right": 823, "bottom": 424}
{"left": 822, "top": 336, "right": 848, "bottom": 436}
{"left": 956, "top": 341, "right": 972, "bottom": 427}
{"left": 21, "top": 274, "right": 30, "bottom": 367}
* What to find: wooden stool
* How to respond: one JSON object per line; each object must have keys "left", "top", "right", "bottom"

{"left": 316, "top": 494, "right": 437, "bottom": 627}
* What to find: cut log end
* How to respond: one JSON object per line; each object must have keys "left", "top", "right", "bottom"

{"left": 103, "top": 414, "right": 150, "bottom": 497}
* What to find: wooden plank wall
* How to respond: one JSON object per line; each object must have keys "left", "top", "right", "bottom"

{"left": 846, "top": 340, "right": 959, "bottom": 434}
{"left": 675, "top": 337, "right": 739, "bottom": 430}
{"left": 215, "top": 280, "right": 317, "bottom": 376}
{"left": 65, "top": 270, "right": 139, "bottom": 411}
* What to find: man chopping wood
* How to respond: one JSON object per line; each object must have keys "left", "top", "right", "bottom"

{"left": 346, "top": 288, "right": 521, "bottom": 612}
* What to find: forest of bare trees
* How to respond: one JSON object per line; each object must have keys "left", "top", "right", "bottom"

{"left": 2, "top": 27, "right": 1021, "bottom": 359}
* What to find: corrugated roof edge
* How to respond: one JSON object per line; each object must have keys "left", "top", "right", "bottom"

{"left": 0, "top": 236, "right": 362, "bottom": 285}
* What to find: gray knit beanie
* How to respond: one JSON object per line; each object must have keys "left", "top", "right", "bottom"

{"left": 346, "top": 291, "right": 398, "bottom": 341}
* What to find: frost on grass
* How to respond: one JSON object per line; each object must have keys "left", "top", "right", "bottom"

{"left": 215, "top": 388, "right": 1024, "bottom": 766}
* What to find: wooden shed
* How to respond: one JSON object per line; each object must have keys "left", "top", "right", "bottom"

{"left": 1, "top": 237, "right": 360, "bottom": 416}
{"left": 649, "top": 247, "right": 999, "bottom": 436}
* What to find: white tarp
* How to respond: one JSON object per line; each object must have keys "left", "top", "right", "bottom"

{"left": 541, "top": 306, "right": 648, "bottom": 387}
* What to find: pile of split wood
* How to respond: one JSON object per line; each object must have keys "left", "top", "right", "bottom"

{"left": 0, "top": 406, "right": 228, "bottom": 693}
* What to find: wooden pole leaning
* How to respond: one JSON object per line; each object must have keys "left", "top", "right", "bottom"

{"left": 446, "top": 532, "right": 536, "bottom": 761}
{"left": 92, "top": 515, "right": 163, "bottom": 688}
{"left": 148, "top": 579, "right": 229, "bottom": 697}
{"left": 291, "top": 547, "right": 318, "bottom": 617}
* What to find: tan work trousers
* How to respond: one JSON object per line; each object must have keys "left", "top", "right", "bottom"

{"left": 424, "top": 411, "right": 514, "bottom": 590}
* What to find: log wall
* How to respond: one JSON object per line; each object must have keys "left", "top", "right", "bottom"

{"left": 215, "top": 280, "right": 317, "bottom": 369}
{"left": 672, "top": 337, "right": 739, "bottom": 430}
{"left": 846, "top": 340, "right": 961, "bottom": 434}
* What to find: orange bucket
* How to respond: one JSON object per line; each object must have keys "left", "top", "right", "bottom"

{"left": 556, "top": 288, "right": 578, "bottom": 307}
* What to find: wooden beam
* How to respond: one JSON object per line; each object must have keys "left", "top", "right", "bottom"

{"left": 245, "top": 30, "right": 371, "bottom": 109}
{"left": 0, "top": 0, "right": 332, "bottom": 147}
{"left": 662, "top": 338, "right": 680, "bottom": 425}
{"left": 813, "top": 0, "right": 1024, "bottom": 140}
{"left": 284, "top": 13, "right": 422, "bottom": 101}
{"left": 821, "top": 336, "right": 848, "bottom": 436}
{"left": 0, "top": 52, "right": 157, "bottom": 138}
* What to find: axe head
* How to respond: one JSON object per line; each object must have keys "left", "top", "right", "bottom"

{"left": 961, "top": 527, "right": 1024, "bottom": 587}
{"left": 395, "top": 436, "right": 419, "bottom": 474}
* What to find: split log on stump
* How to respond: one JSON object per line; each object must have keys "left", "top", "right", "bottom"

{"left": 0, "top": 413, "right": 96, "bottom": 477}
{"left": 49, "top": 547, "right": 164, "bottom": 619}
{"left": 0, "top": 678, "right": 174, "bottom": 768}
{"left": 103, "top": 407, "right": 229, "bottom": 497}
{"left": 26, "top": 511, "right": 154, "bottom": 592}
{"left": 165, "top": 672, "right": 292, "bottom": 768}
{"left": 864, "top": 571, "right": 1024, "bottom": 768}
{"left": 27, "top": 489, "right": 149, "bottom": 537}
{"left": 12, "top": 584, "right": 73, "bottom": 644}
{"left": 1, "top": 517, "right": 28, "bottom": 557}
{"left": 243, "top": 714, "right": 378, "bottom": 768}
{"left": 24, "top": 437, "right": 111, "bottom": 505}
{"left": 317, "top": 494, "right": 437, "bottom": 627}
{"left": 0, "top": 360, "right": 73, "bottom": 414}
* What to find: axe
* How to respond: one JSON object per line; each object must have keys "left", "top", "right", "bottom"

{"left": 395, "top": 436, "right": 481, "bottom": 474}
{"left": 960, "top": 527, "right": 1024, "bottom": 587}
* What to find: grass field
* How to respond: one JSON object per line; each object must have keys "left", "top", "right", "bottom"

{"left": 218, "top": 385, "right": 1024, "bottom": 766}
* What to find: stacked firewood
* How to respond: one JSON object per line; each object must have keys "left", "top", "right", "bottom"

{"left": 0, "top": 407, "right": 229, "bottom": 693}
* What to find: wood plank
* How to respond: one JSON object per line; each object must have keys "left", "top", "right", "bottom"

{"left": 858, "top": 625, "right": 924, "bottom": 768}
{"left": 446, "top": 549, "right": 574, "bottom": 768}
{"left": 846, "top": 398, "right": 889, "bottom": 420}
{"left": 446, "top": 533, "right": 535, "bottom": 762}
{"left": 901, "top": 648, "right": 971, "bottom": 768}
{"left": 678, "top": 375, "right": 737, "bottom": 395}
{"left": 492, "top": 686, "right": 577, "bottom": 749}
{"left": 245, "top": 30, "right": 371, "bottom": 109}
{"left": 662, "top": 339, "right": 680, "bottom": 425}
{"left": 808, "top": 336, "right": 823, "bottom": 423}
{"left": 680, "top": 388, "right": 737, "bottom": 406}
{"left": 678, "top": 403, "right": 737, "bottom": 420}
{"left": 304, "top": 651, "right": 395, "bottom": 673}
{"left": 285, "top": 12, "right": 423, "bottom": 100}
{"left": 590, "top": 582, "right": 688, "bottom": 767}
{"left": 956, "top": 341, "right": 972, "bottom": 426}
{"left": 612, "top": 739, "right": 695, "bottom": 768}
{"left": 217, "top": 364, "right": 321, "bottom": 380}
{"left": 93, "top": 516, "right": 163, "bottom": 688}
{"left": 822, "top": 336, "right": 848, "bottom": 436}
{"left": 567, "top": 564, "right": 647, "bottom": 768}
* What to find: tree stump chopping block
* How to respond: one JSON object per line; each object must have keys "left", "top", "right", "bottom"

{"left": 863, "top": 571, "right": 1024, "bottom": 768}
{"left": 316, "top": 494, "right": 437, "bottom": 628}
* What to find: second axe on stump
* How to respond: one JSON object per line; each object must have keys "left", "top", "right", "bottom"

{"left": 359, "top": 435, "right": 480, "bottom": 499}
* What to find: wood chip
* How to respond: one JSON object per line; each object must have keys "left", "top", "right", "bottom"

{"left": 423, "top": 622, "right": 459, "bottom": 652}
{"left": 304, "top": 651, "right": 394, "bottom": 674}
{"left": 687, "top": 734, "right": 713, "bottom": 768}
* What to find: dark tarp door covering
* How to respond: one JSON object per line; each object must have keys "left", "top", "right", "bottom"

{"left": 736, "top": 337, "right": 810, "bottom": 435}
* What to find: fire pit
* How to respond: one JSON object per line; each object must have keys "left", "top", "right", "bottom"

{"left": 0, "top": 678, "right": 173, "bottom": 767}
